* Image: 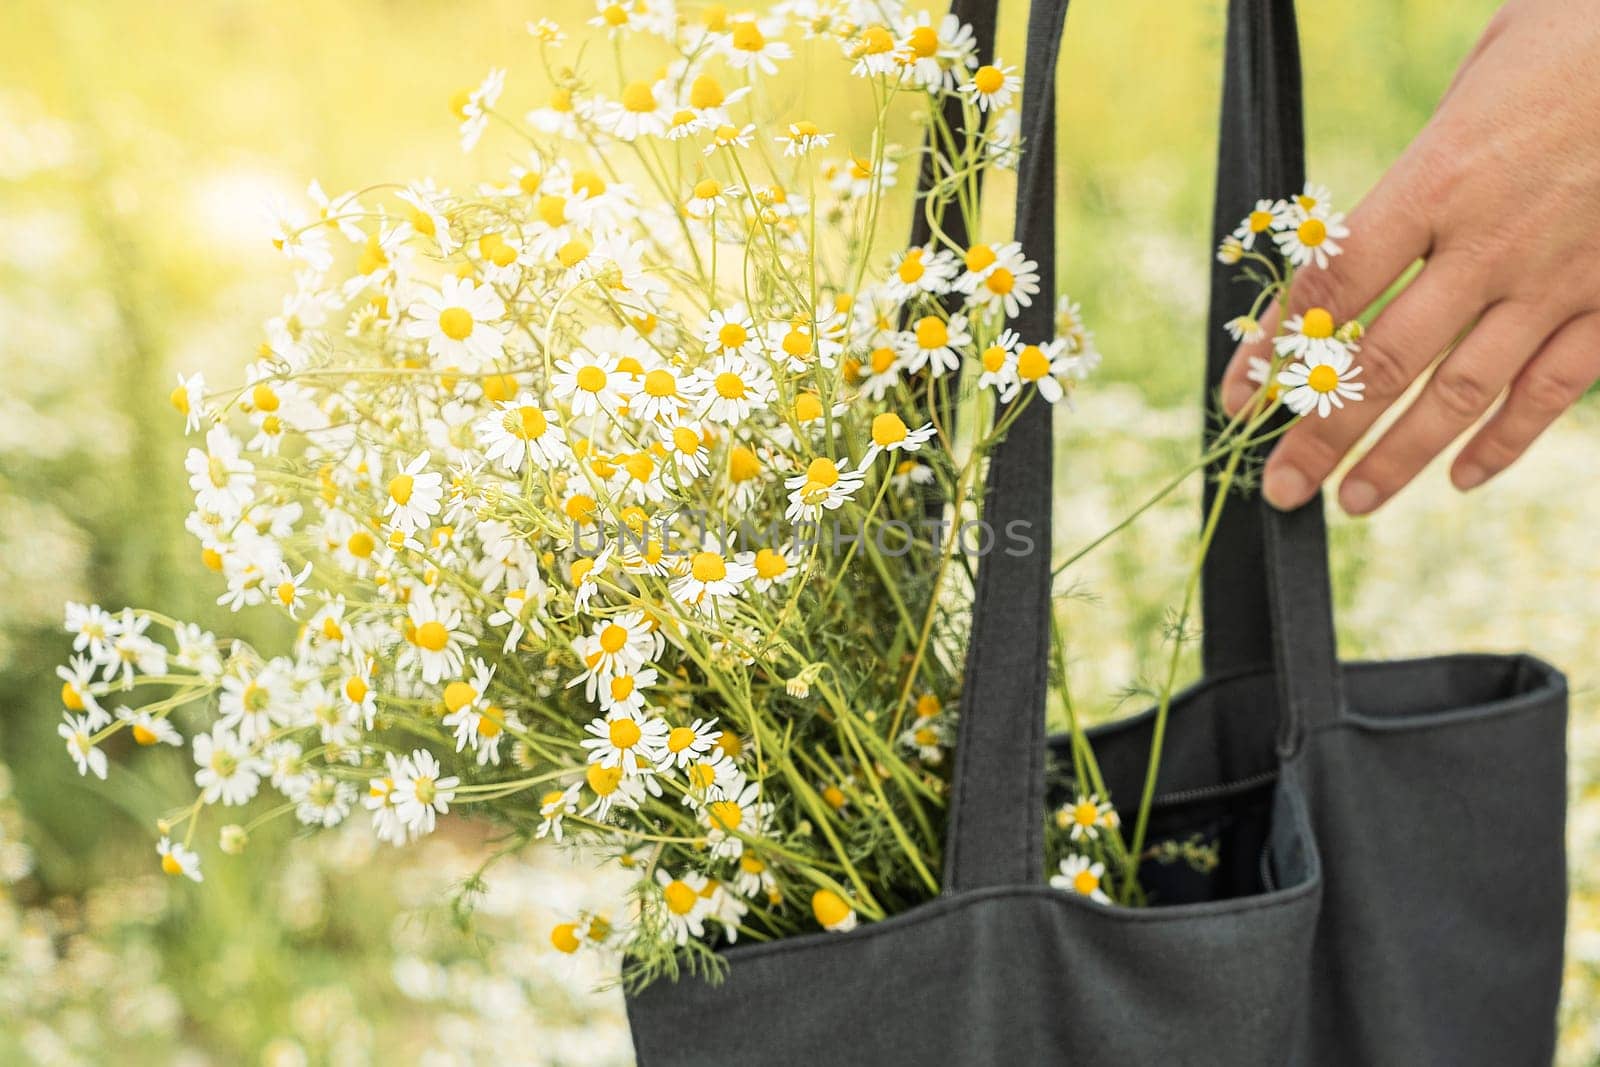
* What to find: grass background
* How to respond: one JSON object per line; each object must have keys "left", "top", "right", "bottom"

{"left": 3, "top": 0, "right": 1597, "bottom": 1063}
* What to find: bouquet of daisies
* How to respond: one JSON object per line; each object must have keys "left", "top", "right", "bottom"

{"left": 53, "top": 0, "right": 1363, "bottom": 985}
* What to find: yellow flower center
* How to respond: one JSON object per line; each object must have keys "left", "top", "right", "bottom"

{"left": 1307, "top": 364, "right": 1340, "bottom": 393}
{"left": 169, "top": 385, "right": 190, "bottom": 414}
{"left": 347, "top": 531, "right": 376, "bottom": 559}
{"left": 388, "top": 473, "right": 414, "bottom": 505}
{"left": 586, "top": 763, "right": 623, "bottom": 796}
{"left": 443, "top": 681, "right": 478, "bottom": 713}
{"left": 408, "top": 208, "right": 436, "bottom": 237}
{"left": 964, "top": 244, "right": 996, "bottom": 273}
{"left": 502, "top": 406, "right": 544, "bottom": 441}
{"left": 672, "top": 426, "right": 701, "bottom": 454}
{"left": 557, "top": 239, "right": 590, "bottom": 267}
{"left": 897, "top": 249, "right": 926, "bottom": 283}
{"left": 856, "top": 24, "right": 895, "bottom": 55}
{"left": 753, "top": 548, "right": 788, "bottom": 579}
{"left": 686, "top": 762, "right": 717, "bottom": 791}
{"left": 663, "top": 880, "right": 698, "bottom": 915}
{"left": 575, "top": 365, "right": 608, "bottom": 393}
{"left": 811, "top": 889, "right": 851, "bottom": 928}
{"left": 981, "top": 345, "right": 1008, "bottom": 372}
{"left": 972, "top": 66, "right": 1005, "bottom": 95}
{"left": 739, "top": 854, "right": 766, "bottom": 874}
{"left": 870, "top": 346, "right": 897, "bottom": 374}
{"left": 714, "top": 371, "right": 747, "bottom": 399}
{"left": 345, "top": 676, "right": 368, "bottom": 703}
{"left": 161, "top": 853, "right": 184, "bottom": 876}
{"left": 729, "top": 446, "right": 761, "bottom": 482}
{"left": 1017, "top": 345, "right": 1051, "bottom": 381}
{"left": 985, "top": 267, "right": 1016, "bottom": 295}
{"left": 821, "top": 785, "right": 847, "bottom": 809}
{"left": 537, "top": 195, "right": 567, "bottom": 227}
{"left": 599, "top": 624, "right": 629, "bottom": 654}
{"left": 717, "top": 322, "right": 749, "bottom": 349}
{"left": 477, "top": 709, "right": 503, "bottom": 737}
{"left": 871, "top": 412, "right": 908, "bottom": 447}
{"left": 782, "top": 328, "right": 813, "bottom": 357}
{"left": 610, "top": 675, "right": 636, "bottom": 701}
{"left": 1297, "top": 217, "right": 1327, "bottom": 246}
{"left": 622, "top": 81, "right": 657, "bottom": 113}
{"left": 1249, "top": 209, "right": 1275, "bottom": 233}
{"left": 551, "top": 922, "right": 582, "bottom": 953}
{"left": 1301, "top": 307, "right": 1335, "bottom": 339}
{"left": 689, "top": 74, "right": 725, "bottom": 109}
{"left": 805, "top": 457, "right": 841, "bottom": 489}
{"left": 416, "top": 621, "right": 449, "bottom": 652}
{"left": 252, "top": 383, "right": 280, "bottom": 412}
{"left": 690, "top": 551, "right": 727, "bottom": 582}
{"left": 794, "top": 393, "right": 824, "bottom": 422}
{"left": 608, "top": 717, "right": 643, "bottom": 749}
{"left": 565, "top": 494, "right": 597, "bottom": 525}
{"left": 642, "top": 369, "right": 677, "bottom": 399}
{"left": 908, "top": 26, "right": 939, "bottom": 57}
{"left": 1073, "top": 802, "right": 1099, "bottom": 827}
{"left": 915, "top": 316, "right": 949, "bottom": 350}
{"left": 1073, "top": 869, "right": 1101, "bottom": 896}
{"left": 667, "top": 725, "right": 697, "bottom": 753}
{"left": 133, "top": 723, "right": 159, "bottom": 746}
{"left": 731, "top": 21, "right": 765, "bottom": 51}
{"left": 708, "top": 800, "right": 743, "bottom": 833}
{"left": 693, "top": 178, "right": 722, "bottom": 200}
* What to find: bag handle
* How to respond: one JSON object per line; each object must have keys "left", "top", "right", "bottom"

{"left": 942, "top": 0, "right": 1342, "bottom": 894}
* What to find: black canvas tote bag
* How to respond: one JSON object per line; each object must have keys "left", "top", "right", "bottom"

{"left": 625, "top": 0, "right": 1570, "bottom": 1062}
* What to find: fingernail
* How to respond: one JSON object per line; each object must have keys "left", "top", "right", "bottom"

{"left": 1262, "top": 466, "right": 1310, "bottom": 510}
{"left": 1339, "top": 479, "right": 1380, "bottom": 516}
{"left": 1223, "top": 380, "right": 1253, "bottom": 415}
{"left": 1454, "top": 463, "right": 1487, "bottom": 491}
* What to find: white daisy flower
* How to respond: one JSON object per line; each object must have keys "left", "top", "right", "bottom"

{"left": 863, "top": 412, "right": 937, "bottom": 465}
{"left": 976, "top": 330, "right": 1021, "bottom": 395}
{"left": 1230, "top": 197, "right": 1290, "bottom": 250}
{"left": 735, "top": 852, "right": 779, "bottom": 903}
{"left": 391, "top": 748, "right": 459, "bottom": 837}
{"left": 897, "top": 12, "right": 979, "bottom": 91}
{"left": 157, "top": 838, "right": 203, "bottom": 882}
{"left": 812, "top": 888, "right": 858, "bottom": 932}
{"left": 602, "top": 79, "right": 670, "bottom": 141}
{"left": 960, "top": 62, "right": 1020, "bottom": 112}
{"left": 57, "top": 655, "right": 108, "bottom": 729}
{"left": 477, "top": 394, "right": 572, "bottom": 473}
{"left": 582, "top": 711, "right": 670, "bottom": 775}
{"left": 1274, "top": 307, "right": 1351, "bottom": 364}
{"left": 654, "top": 869, "right": 713, "bottom": 945}
{"left": 777, "top": 120, "right": 831, "bottom": 158}
{"left": 193, "top": 727, "right": 265, "bottom": 806}
{"left": 64, "top": 602, "right": 116, "bottom": 662}
{"left": 741, "top": 545, "right": 801, "bottom": 593}
{"left": 453, "top": 67, "right": 506, "bottom": 153}
{"left": 365, "top": 753, "right": 408, "bottom": 846}
{"left": 898, "top": 313, "right": 971, "bottom": 377}
{"left": 537, "top": 784, "right": 581, "bottom": 841}
{"left": 170, "top": 371, "right": 208, "bottom": 433}
{"left": 659, "top": 717, "right": 722, "bottom": 770}
{"left": 1055, "top": 794, "right": 1114, "bottom": 842}
{"left": 116, "top": 706, "right": 182, "bottom": 747}
{"left": 885, "top": 245, "right": 959, "bottom": 303}
{"left": 296, "top": 775, "right": 357, "bottom": 828}
{"left": 551, "top": 351, "right": 633, "bottom": 417}
{"left": 690, "top": 354, "right": 775, "bottom": 425}
{"left": 669, "top": 542, "right": 757, "bottom": 611}
{"left": 186, "top": 426, "right": 256, "bottom": 520}
{"left": 1011, "top": 339, "right": 1080, "bottom": 405}
{"left": 1052, "top": 854, "right": 1111, "bottom": 905}
{"left": 581, "top": 762, "right": 650, "bottom": 821}
{"left": 1278, "top": 350, "right": 1366, "bottom": 418}
{"left": 384, "top": 451, "right": 443, "bottom": 534}
{"left": 890, "top": 458, "right": 936, "bottom": 493}
{"left": 1274, "top": 209, "right": 1349, "bottom": 269}
{"left": 699, "top": 308, "right": 762, "bottom": 358}
{"left": 784, "top": 456, "right": 867, "bottom": 523}
{"left": 59, "top": 713, "right": 107, "bottom": 780}
{"left": 701, "top": 780, "right": 771, "bottom": 859}
{"left": 960, "top": 242, "right": 1039, "bottom": 318}
{"left": 402, "top": 589, "right": 475, "bottom": 685}
{"left": 395, "top": 181, "right": 455, "bottom": 254}
{"left": 1225, "top": 314, "right": 1265, "bottom": 342}
{"left": 404, "top": 276, "right": 507, "bottom": 368}
{"left": 721, "top": 17, "right": 793, "bottom": 75}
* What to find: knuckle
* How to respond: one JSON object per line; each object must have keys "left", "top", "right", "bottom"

{"left": 1519, "top": 367, "right": 1582, "bottom": 414}
{"left": 1353, "top": 336, "right": 1411, "bottom": 397}
{"left": 1429, "top": 366, "right": 1496, "bottom": 421}
{"left": 1291, "top": 266, "right": 1344, "bottom": 317}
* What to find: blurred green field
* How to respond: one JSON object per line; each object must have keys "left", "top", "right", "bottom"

{"left": 3, "top": 0, "right": 1597, "bottom": 1063}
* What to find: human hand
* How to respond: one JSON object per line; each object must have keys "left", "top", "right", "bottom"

{"left": 1220, "top": 0, "right": 1600, "bottom": 514}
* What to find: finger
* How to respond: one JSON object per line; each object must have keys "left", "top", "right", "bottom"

{"left": 1221, "top": 169, "right": 1434, "bottom": 415}
{"left": 1335, "top": 302, "right": 1555, "bottom": 515}
{"left": 1259, "top": 260, "right": 1484, "bottom": 510}
{"left": 1450, "top": 311, "right": 1600, "bottom": 491}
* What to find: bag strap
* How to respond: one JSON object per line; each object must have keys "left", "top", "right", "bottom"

{"left": 943, "top": 0, "right": 1342, "bottom": 894}
{"left": 942, "top": 0, "right": 1071, "bottom": 893}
